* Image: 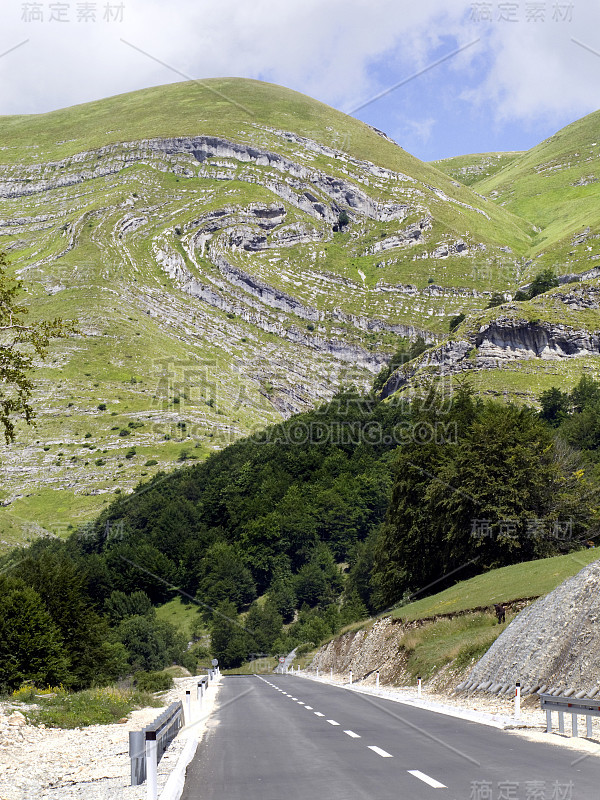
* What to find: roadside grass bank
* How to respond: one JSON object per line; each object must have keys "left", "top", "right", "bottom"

{"left": 9, "top": 685, "right": 163, "bottom": 728}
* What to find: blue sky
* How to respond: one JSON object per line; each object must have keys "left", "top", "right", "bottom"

{"left": 2, "top": 0, "right": 600, "bottom": 161}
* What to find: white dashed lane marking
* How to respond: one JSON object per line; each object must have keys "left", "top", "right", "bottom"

{"left": 266, "top": 681, "right": 398, "bottom": 770}
{"left": 407, "top": 770, "right": 446, "bottom": 789}
{"left": 367, "top": 746, "right": 393, "bottom": 758}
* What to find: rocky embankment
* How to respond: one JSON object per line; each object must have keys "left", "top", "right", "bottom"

{"left": 465, "top": 558, "right": 600, "bottom": 698}
{"left": 308, "top": 601, "right": 529, "bottom": 687}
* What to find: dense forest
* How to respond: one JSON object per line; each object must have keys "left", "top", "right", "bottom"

{"left": 2, "top": 372, "right": 599, "bottom": 683}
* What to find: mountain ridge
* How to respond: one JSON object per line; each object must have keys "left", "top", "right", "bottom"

{"left": 0, "top": 78, "right": 598, "bottom": 544}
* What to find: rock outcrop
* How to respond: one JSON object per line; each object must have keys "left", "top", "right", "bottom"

{"left": 381, "top": 313, "right": 600, "bottom": 398}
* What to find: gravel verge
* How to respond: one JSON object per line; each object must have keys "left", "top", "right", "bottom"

{"left": 0, "top": 675, "right": 222, "bottom": 800}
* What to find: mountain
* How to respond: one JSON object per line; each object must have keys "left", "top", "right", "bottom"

{"left": 0, "top": 79, "right": 599, "bottom": 544}
{"left": 432, "top": 151, "right": 524, "bottom": 186}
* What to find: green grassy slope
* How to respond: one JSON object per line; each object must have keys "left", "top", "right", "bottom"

{"left": 391, "top": 549, "right": 600, "bottom": 621}
{"left": 432, "top": 151, "right": 523, "bottom": 186}
{"left": 0, "top": 78, "right": 533, "bottom": 250}
{"left": 475, "top": 110, "right": 600, "bottom": 266}
{"left": 0, "top": 79, "right": 541, "bottom": 544}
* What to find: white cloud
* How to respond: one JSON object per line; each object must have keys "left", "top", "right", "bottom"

{"left": 464, "top": 6, "right": 600, "bottom": 127}
{"left": 0, "top": 0, "right": 599, "bottom": 148}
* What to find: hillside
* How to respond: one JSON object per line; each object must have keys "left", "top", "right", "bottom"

{"left": 432, "top": 151, "right": 523, "bottom": 186}
{"left": 467, "top": 557, "right": 600, "bottom": 695}
{"left": 0, "top": 78, "right": 536, "bottom": 543}
{"left": 1, "top": 79, "right": 600, "bottom": 541}
{"left": 474, "top": 109, "right": 600, "bottom": 264}
{"left": 306, "top": 549, "right": 600, "bottom": 687}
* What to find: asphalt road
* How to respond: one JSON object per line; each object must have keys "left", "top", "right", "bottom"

{"left": 181, "top": 675, "right": 600, "bottom": 799}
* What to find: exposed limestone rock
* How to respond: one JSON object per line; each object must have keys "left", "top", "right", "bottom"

{"left": 309, "top": 617, "right": 407, "bottom": 684}
{"left": 381, "top": 315, "right": 600, "bottom": 398}
{"left": 364, "top": 216, "right": 432, "bottom": 255}
{"left": 475, "top": 318, "right": 600, "bottom": 364}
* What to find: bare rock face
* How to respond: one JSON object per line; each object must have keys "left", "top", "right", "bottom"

{"left": 381, "top": 315, "right": 600, "bottom": 397}
{"left": 468, "top": 558, "right": 600, "bottom": 693}
{"left": 309, "top": 617, "right": 407, "bottom": 683}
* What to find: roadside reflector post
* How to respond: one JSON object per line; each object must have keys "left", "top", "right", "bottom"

{"left": 376, "top": 671, "right": 379, "bottom": 689}
{"left": 316, "top": 667, "right": 319, "bottom": 678}
{"left": 515, "top": 682, "right": 521, "bottom": 719}
{"left": 145, "top": 731, "right": 158, "bottom": 800}
{"left": 349, "top": 670, "right": 352, "bottom": 685}
{"left": 417, "top": 677, "right": 422, "bottom": 698}
{"left": 185, "top": 690, "right": 191, "bottom": 724}
{"left": 330, "top": 667, "right": 333, "bottom": 680}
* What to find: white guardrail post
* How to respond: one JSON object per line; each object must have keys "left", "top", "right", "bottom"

{"left": 185, "top": 690, "right": 191, "bottom": 724}
{"left": 145, "top": 731, "right": 158, "bottom": 800}
{"left": 515, "top": 682, "right": 521, "bottom": 720}
{"left": 417, "top": 677, "right": 422, "bottom": 698}
{"left": 540, "top": 693, "right": 600, "bottom": 739}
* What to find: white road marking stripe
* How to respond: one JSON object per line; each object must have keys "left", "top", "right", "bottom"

{"left": 327, "top": 719, "right": 340, "bottom": 726}
{"left": 344, "top": 730, "right": 361, "bottom": 738}
{"left": 367, "top": 746, "right": 393, "bottom": 758}
{"left": 314, "top": 712, "right": 325, "bottom": 717}
{"left": 297, "top": 701, "right": 305, "bottom": 705}
{"left": 291, "top": 697, "right": 298, "bottom": 700}
{"left": 407, "top": 770, "right": 447, "bottom": 789}
{"left": 304, "top": 706, "right": 313, "bottom": 710}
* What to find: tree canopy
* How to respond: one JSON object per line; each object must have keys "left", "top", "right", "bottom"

{"left": 0, "top": 251, "right": 74, "bottom": 442}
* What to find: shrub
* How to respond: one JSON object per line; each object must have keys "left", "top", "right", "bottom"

{"left": 134, "top": 670, "right": 174, "bottom": 694}
{"left": 27, "top": 686, "right": 161, "bottom": 728}
{"left": 449, "top": 312, "right": 466, "bottom": 332}
{"left": 119, "top": 429, "right": 130, "bottom": 437}
{"left": 338, "top": 210, "right": 349, "bottom": 228}
{"left": 145, "top": 459, "right": 158, "bottom": 467}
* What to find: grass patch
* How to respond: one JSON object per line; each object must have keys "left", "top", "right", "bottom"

{"left": 399, "top": 613, "right": 502, "bottom": 682}
{"left": 155, "top": 597, "right": 203, "bottom": 640}
{"left": 24, "top": 686, "right": 162, "bottom": 728}
{"left": 391, "top": 549, "right": 600, "bottom": 621}
{"left": 223, "top": 657, "right": 279, "bottom": 675}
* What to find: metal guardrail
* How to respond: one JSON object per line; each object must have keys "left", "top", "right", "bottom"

{"left": 128, "top": 671, "right": 219, "bottom": 799}
{"left": 129, "top": 701, "right": 184, "bottom": 788}
{"left": 540, "top": 693, "right": 600, "bottom": 738}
